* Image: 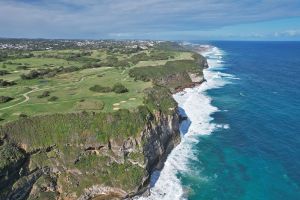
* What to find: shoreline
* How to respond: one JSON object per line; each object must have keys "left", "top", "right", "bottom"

{"left": 80, "top": 43, "right": 211, "bottom": 200}
{"left": 174, "top": 78, "right": 206, "bottom": 93}
{"left": 138, "top": 45, "right": 226, "bottom": 200}
{"left": 0, "top": 41, "right": 212, "bottom": 200}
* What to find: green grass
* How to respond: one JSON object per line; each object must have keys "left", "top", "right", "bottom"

{"left": 0, "top": 47, "right": 198, "bottom": 125}
{"left": 0, "top": 66, "right": 151, "bottom": 124}
{"left": 0, "top": 46, "right": 198, "bottom": 140}
{"left": 0, "top": 107, "right": 150, "bottom": 151}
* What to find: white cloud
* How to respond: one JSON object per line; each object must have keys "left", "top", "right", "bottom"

{"left": 0, "top": 0, "right": 300, "bottom": 39}
{"left": 274, "top": 30, "right": 300, "bottom": 37}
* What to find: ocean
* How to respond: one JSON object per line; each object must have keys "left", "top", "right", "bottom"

{"left": 140, "top": 41, "right": 300, "bottom": 200}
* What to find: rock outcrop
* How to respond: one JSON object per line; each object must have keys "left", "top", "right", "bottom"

{"left": 77, "top": 110, "right": 181, "bottom": 199}
{"left": 0, "top": 108, "right": 181, "bottom": 200}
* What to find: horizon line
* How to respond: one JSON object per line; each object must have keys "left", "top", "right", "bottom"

{"left": 0, "top": 36, "right": 300, "bottom": 42}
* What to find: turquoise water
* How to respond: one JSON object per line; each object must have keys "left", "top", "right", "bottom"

{"left": 181, "top": 41, "right": 300, "bottom": 200}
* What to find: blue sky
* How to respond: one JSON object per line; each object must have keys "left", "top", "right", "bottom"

{"left": 1, "top": 0, "right": 300, "bottom": 40}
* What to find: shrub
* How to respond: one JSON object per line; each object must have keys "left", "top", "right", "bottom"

{"left": 61, "top": 66, "right": 80, "bottom": 73}
{"left": 0, "top": 79, "right": 16, "bottom": 87}
{"left": 19, "top": 113, "right": 28, "bottom": 118}
{"left": 149, "top": 50, "right": 173, "bottom": 60}
{"left": 20, "top": 70, "right": 40, "bottom": 79}
{"left": 0, "top": 70, "right": 9, "bottom": 76}
{"left": 143, "top": 86, "right": 177, "bottom": 114}
{"left": 112, "top": 83, "right": 128, "bottom": 93}
{"left": 20, "top": 66, "right": 81, "bottom": 80}
{"left": 37, "top": 91, "right": 50, "bottom": 98}
{"left": 116, "top": 60, "right": 131, "bottom": 68}
{"left": 129, "top": 52, "right": 149, "bottom": 64}
{"left": 0, "top": 96, "right": 14, "bottom": 103}
{"left": 48, "top": 96, "right": 58, "bottom": 101}
{"left": 0, "top": 108, "right": 150, "bottom": 151}
{"left": 0, "top": 143, "right": 26, "bottom": 172}
{"left": 129, "top": 59, "right": 202, "bottom": 87}
{"left": 89, "top": 85, "right": 112, "bottom": 93}
{"left": 16, "top": 65, "right": 28, "bottom": 70}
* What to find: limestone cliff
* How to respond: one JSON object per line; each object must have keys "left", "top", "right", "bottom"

{"left": 79, "top": 110, "right": 181, "bottom": 200}
{"left": 0, "top": 108, "right": 181, "bottom": 200}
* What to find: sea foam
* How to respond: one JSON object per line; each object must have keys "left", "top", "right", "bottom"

{"left": 138, "top": 45, "right": 234, "bottom": 200}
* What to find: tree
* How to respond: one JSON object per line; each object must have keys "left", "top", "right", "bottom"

{"left": 37, "top": 91, "right": 50, "bottom": 98}
{"left": 112, "top": 83, "right": 128, "bottom": 93}
{"left": 48, "top": 96, "right": 58, "bottom": 101}
{"left": 89, "top": 85, "right": 112, "bottom": 93}
{"left": 0, "top": 96, "right": 14, "bottom": 103}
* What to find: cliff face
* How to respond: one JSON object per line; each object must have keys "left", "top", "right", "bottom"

{"left": 78, "top": 110, "right": 181, "bottom": 199}
{"left": 143, "top": 110, "right": 180, "bottom": 172}
{"left": 0, "top": 109, "right": 181, "bottom": 200}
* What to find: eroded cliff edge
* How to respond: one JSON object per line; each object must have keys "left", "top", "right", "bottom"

{"left": 0, "top": 90, "right": 181, "bottom": 200}
{"left": 0, "top": 43, "right": 208, "bottom": 200}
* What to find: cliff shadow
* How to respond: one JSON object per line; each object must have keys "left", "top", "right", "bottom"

{"left": 178, "top": 107, "right": 191, "bottom": 136}
{"left": 148, "top": 106, "right": 191, "bottom": 189}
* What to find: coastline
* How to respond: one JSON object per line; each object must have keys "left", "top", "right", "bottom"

{"left": 138, "top": 45, "right": 230, "bottom": 200}
{"left": 88, "top": 44, "right": 213, "bottom": 200}
{"left": 0, "top": 41, "right": 211, "bottom": 200}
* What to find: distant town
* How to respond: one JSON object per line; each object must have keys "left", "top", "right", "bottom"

{"left": 0, "top": 38, "right": 158, "bottom": 51}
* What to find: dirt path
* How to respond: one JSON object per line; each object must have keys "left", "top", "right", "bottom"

{"left": 0, "top": 86, "right": 40, "bottom": 111}
{"left": 0, "top": 72, "right": 106, "bottom": 111}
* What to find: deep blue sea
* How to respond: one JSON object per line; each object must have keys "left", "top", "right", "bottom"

{"left": 180, "top": 41, "right": 300, "bottom": 200}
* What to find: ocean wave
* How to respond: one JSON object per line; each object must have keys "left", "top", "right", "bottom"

{"left": 138, "top": 45, "right": 234, "bottom": 200}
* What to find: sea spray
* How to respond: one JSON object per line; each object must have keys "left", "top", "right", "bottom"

{"left": 139, "top": 46, "right": 235, "bottom": 200}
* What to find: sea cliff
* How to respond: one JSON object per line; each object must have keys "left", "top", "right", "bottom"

{"left": 0, "top": 42, "right": 208, "bottom": 200}
{"left": 0, "top": 97, "right": 182, "bottom": 200}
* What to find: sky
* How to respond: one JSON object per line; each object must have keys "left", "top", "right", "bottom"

{"left": 1, "top": 0, "right": 300, "bottom": 40}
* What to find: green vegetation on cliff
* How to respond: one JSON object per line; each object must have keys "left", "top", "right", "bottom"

{"left": 0, "top": 107, "right": 148, "bottom": 151}
{"left": 0, "top": 40, "right": 207, "bottom": 199}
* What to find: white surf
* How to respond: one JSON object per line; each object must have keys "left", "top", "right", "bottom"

{"left": 138, "top": 45, "right": 235, "bottom": 200}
